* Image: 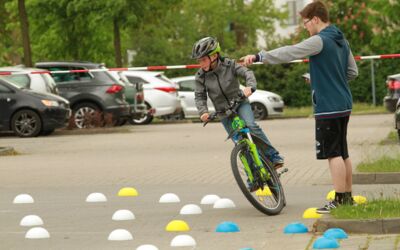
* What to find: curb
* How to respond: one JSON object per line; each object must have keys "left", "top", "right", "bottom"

{"left": 0, "top": 147, "right": 16, "bottom": 156}
{"left": 313, "top": 217, "right": 400, "bottom": 234}
{"left": 353, "top": 172, "right": 400, "bottom": 184}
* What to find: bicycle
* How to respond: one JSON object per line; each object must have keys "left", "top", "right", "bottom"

{"left": 203, "top": 92, "right": 287, "bottom": 215}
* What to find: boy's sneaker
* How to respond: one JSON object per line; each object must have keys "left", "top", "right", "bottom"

{"left": 316, "top": 201, "right": 339, "bottom": 214}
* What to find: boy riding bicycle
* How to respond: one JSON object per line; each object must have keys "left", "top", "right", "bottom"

{"left": 192, "top": 36, "right": 284, "bottom": 169}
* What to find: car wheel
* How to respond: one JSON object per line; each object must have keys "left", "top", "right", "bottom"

{"left": 115, "top": 118, "right": 128, "bottom": 126}
{"left": 11, "top": 109, "right": 42, "bottom": 137}
{"left": 41, "top": 129, "right": 55, "bottom": 136}
{"left": 72, "top": 102, "right": 103, "bottom": 129}
{"left": 251, "top": 102, "right": 268, "bottom": 120}
{"left": 130, "top": 103, "right": 153, "bottom": 125}
{"left": 131, "top": 114, "right": 154, "bottom": 125}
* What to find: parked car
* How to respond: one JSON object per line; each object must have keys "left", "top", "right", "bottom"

{"left": 0, "top": 78, "right": 70, "bottom": 137}
{"left": 395, "top": 98, "right": 400, "bottom": 141}
{"left": 121, "top": 71, "right": 182, "bottom": 124}
{"left": 35, "top": 62, "right": 130, "bottom": 128}
{"left": 108, "top": 71, "right": 146, "bottom": 125}
{"left": 383, "top": 73, "right": 400, "bottom": 112}
{"left": 0, "top": 66, "right": 59, "bottom": 95}
{"left": 172, "top": 76, "right": 284, "bottom": 120}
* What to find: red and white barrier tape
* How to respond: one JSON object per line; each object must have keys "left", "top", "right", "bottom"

{"left": 0, "top": 54, "right": 399, "bottom": 75}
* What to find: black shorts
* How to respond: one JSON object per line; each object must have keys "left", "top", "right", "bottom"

{"left": 315, "top": 116, "right": 349, "bottom": 160}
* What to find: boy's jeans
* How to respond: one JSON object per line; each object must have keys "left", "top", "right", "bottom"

{"left": 220, "top": 101, "right": 282, "bottom": 163}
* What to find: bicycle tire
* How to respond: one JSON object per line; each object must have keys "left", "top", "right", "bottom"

{"left": 231, "top": 142, "right": 285, "bottom": 215}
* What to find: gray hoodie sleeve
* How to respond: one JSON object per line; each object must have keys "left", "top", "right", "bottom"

{"left": 258, "top": 35, "right": 358, "bottom": 81}
{"left": 194, "top": 76, "right": 209, "bottom": 115}
{"left": 258, "top": 35, "right": 323, "bottom": 64}
{"left": 347, "top": 50, "right": 358, "bottom": 81}
{"left": 233, "top": 61, "right": 257, "bottom": 90}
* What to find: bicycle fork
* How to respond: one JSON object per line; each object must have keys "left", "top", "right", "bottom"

{"left": 239, "top": 133, "right": 270, "bottom": 187}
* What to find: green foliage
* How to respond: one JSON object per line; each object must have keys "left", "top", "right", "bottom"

{"left": 0, "top": 0, "right": 22, "bottom": 65}
{"left": 0, "top": 0, "right": 399, "bottom": 106}
{"left": 131, "top": 0, "right": 283, "bottom": 73}
{"left": 331, "top": 198, "right": 400, "bottom": 219}
{"left": 357, "top": 154, "right": 400, "bottom": 172}
{"left": 252, "top": 0, "right": 400, "bottom": 106}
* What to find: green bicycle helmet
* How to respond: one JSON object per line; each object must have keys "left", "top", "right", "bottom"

{"left": 191, "top": 37, "right": 221, "bottom": 59}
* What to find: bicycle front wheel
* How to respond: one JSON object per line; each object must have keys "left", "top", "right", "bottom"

{"left": 231, "top": 143, "right": 285, "bottom": 215}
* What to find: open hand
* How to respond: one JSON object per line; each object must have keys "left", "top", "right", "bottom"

{"left": 239, "top": 55, "right": 256, "bottom": 67}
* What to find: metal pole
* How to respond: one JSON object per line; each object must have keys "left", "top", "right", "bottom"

{"left": 370, "top": 60, "right": 376, "bottom": 106}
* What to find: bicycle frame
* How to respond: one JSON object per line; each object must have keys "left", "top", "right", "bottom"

{"left": 229, "top": 115, "right": 270, "bottom": 184}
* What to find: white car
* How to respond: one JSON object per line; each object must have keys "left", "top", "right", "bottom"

{"left": 121, "top": 71, "right": 182, "bottom": 124}
{"left": 0, "top": 66, "right": 59, "bottom": 95}
{"left": 172, "top": 76, "right": 284, "bottom": 120}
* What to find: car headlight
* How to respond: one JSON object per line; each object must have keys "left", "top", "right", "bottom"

{"left": 268, "top": 96, "right": 281, "bottom": 102}
{"left": 41, "top": 100, "right": 60, "bottom": 107}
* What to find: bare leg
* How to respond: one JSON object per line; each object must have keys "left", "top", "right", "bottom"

{"left": 328, "top": 156, "right": 346, "bottom": 193}
{"left": 344, "top": 158, "right": 352, "bottom": 192}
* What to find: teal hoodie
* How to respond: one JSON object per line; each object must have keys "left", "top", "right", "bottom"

{"left": 310, "top": 25, "right": 352, "bottom": 119}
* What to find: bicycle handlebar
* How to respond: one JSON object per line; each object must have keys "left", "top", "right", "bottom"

{"left": 203, "top": 90, "right": 252, "bottom": 127}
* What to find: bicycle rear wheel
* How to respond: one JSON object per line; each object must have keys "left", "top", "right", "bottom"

{"left": 231, "top": 143, "right": 285, "bottom": 215}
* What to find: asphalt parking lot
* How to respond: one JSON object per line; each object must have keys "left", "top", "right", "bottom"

{"left": 0, "top": 114, "right": 399, "bottom": 249}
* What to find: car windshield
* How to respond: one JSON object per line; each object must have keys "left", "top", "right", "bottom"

{"left": 41, "top": 73, "right": 58, "bottom": 94}
{"left": 108, "top": 71, "right": 130, "bottom": 85}
{"left": 1, "top": 74, "right": 30, "bottom": 88}
{"left": 156, "top": 74, "right": 174, "bottom": 84}
{"left": 0, "top": 76, "right": 23, "bottom": 89}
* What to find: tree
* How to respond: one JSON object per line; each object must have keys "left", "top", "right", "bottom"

{"left": 0, "top": 0, "right": 22, "bottom": 66}
{"left": 129, "top": 0, "right": 283, "bottom": 72}
{"left": 17, "top": 0, "right": 32, "bottom": 66}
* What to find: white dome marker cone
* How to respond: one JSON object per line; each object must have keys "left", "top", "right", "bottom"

{"left": 180, "top": 204, "right": 202, "bottom": 215}
{"left": 136, "top": 245, "right": 159, "bottom": 250}
{"left": 159, "top": 193, "right": 180, "bottom": 203}
{"left": 213, "top": 198, "right": 236, "bottom": 209}
{"left": 108, "top": 229, "right": 133, "bottom": 241}
{"left": 13, "top": 194, "right": 34, "bottom": 204}
{"left": 170, "top": 234, "right": 196, "bottom": 247}
{"left": 20, "top": 215, "right": 44, "bottom": 227}
{"left": 25, "top": 227, "right": 50, "bottom": 239}
{"left": 200, "top": 194, "right": 220, "bottom": 205}
{"left": 112, "top": 209, "right": 135, "bottom": 221}
{"left": 86, "top": 193, "right": 107, "bottom": 202}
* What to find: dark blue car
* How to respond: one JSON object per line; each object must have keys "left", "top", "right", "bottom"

{"left": 0, "top": 78, "right": 71, "bottom": 137}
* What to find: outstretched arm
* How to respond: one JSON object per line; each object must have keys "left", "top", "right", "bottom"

{"left": 241, "top": 35, "right": 323, "bottom": 66}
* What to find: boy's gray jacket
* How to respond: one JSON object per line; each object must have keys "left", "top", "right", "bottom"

{"left": 194, "top": 57, "right": 257, "bottom": 115}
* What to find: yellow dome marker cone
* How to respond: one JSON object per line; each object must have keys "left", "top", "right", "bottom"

{"left": 256, "top": 187, "right": 272, "bottom": 196}
{"left": 165, "top": 220, "right": 190, "bottom": 232}
{"left": 302, "top": 207, "right": 322, "bottom": 219}
{"left": 353, "top": 195, "right": 367, "bottom": 204}
{"left": 326, "top": 190, "right": 335, "bottom": 201}
{"left": 118, "top": 187, "right": 139, "bottom": 197}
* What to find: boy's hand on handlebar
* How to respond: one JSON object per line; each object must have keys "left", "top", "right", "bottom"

{"left": 200, "top": 113, "right": 210, "bottom": 122}
{"left": 243, "top": 87, "right": 253, "bottom": 97}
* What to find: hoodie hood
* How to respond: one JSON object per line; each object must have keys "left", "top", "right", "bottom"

{"left": 319, "top": 25, "right": 346, "bottom": 47}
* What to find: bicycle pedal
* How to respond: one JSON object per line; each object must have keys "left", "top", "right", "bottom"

{"left": 278, "top": 168, "right": 288, "bottom": 177}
